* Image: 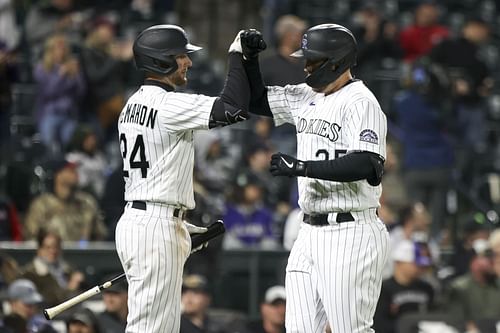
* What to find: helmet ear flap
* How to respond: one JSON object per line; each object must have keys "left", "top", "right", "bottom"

{"left": 152, "top": 57, "right": 178, "bottom": 75}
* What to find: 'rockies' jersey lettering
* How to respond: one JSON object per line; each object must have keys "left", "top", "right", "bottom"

{"left": 296, "top": 117, "right": 341, "bottom": 142}
{"left": 266, "top": 81, "right": 387, "bottom": 213}
{"left": 119, "top": 103, "right": 158, "bottom": 129}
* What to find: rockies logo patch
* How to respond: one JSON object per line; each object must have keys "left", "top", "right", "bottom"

{"left": 359, "top": 129, "right": 378, "bottom": 144}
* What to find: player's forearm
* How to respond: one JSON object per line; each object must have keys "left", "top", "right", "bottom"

{"left": 242, "top": 57, "right": 273, "bottom": 117}
{"left": 209, "top": 53, "right": 250, "bottom": 128}
{"left": 305, "top": 152, "right": 384, "bottom": 185}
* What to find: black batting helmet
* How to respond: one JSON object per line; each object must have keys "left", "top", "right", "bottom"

{"left": 291, "top": 23, "right": 357, "bottom": 89}
{"left": 133, "top": 25, "right": 202, "bottom": 75}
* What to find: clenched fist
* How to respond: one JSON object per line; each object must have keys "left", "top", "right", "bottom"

{"left": 240, "top": 29, "right": 267, "bottom": 59}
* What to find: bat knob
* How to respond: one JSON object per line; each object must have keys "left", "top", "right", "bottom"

{"left": 43, "top": 309, "right": 50, "bottom": 320}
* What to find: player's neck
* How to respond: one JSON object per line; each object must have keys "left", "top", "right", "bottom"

{"left": 146, "top": 76, "right": 176, "bottom": 90}
{"left": 321, "top": 70, "right": 353, "bottom": 96}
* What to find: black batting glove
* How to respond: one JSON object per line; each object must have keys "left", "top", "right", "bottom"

{"left": 270, "top": 153, "right": 307, "bottom": 177}
{"left": 241, "top": 29, "right": 267, "bottom": 59}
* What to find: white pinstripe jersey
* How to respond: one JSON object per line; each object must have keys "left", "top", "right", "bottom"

{"left": 267, "top": 80, "right": 387, "bottom": 214}
{"left": 117, "top": 83, "right": 216, "bottom": 209}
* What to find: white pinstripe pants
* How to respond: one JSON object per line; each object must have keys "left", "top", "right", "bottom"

{"left": 115, "top": 204, "right": 191, "bottom": 333}
{"left": 285, "top": 215, "right": 389, "bottom": 333}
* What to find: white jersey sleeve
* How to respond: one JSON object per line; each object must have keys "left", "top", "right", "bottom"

{"left": 156, "top": 92, "right": 216, "bottom": 131}
{"left": 266, "top": 84, "right": 315, "bottom": 126}
{"left": 344, "top": 99, "right": 387, "bottom": 159}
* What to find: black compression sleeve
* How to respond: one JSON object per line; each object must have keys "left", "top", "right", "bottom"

{"left": 305, "top": 151, "right": 384, "bottom": 185}
{"left": 220, "top": 53, "right": 250, "bottom": 110}
{"left": 209, "top": 53, "right": 250, "bottom": 128}
{"left": 242, "top": 57, "right": 273, "bottom": 117}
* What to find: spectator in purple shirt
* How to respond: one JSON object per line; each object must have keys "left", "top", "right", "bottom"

{"left": 222, "top": 174, "right": 278, "bottom": 249}
{"left": 33, "top": 34, "right": 85, "bottom": 153}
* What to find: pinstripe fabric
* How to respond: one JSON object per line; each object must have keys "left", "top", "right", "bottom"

{"left": 116, "top": 84, "right": 216, "bottom": 333}
{"left": 116, "top": 204, "right": 191, "bottom": 333}
{"left": 118, "top": 85, "right": 216, "bottom": 209}
{"left": 267, "top": 80, "right": 388, "bottom": 332}
{"left": 286, "top": 217, "right": 389, "bottom": 333}
{"left": 266, "top": 81, "right": 387, "bottom": 215}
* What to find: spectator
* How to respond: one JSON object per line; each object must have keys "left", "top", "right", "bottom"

{"left": 180, "top": 274, "right": 239, "bottom": 333}
{"left": 242, "top": 143, "right": 289, "bottom": 208}
{"left": 66, "top": 125, "right": 108, "bottom": 199}
{"left": 373, "top": 240, "right": 434, "bottom": 333}
{"left": 260, "top": 15, "right": 306, "bottom": 86}
{"left": 445, "top": 238, "right": 500, "bottom": 332}
{"left": 79, "top": 17, "right": 133, "bottom": 139}
{"left": 383, "top": 202, "right": 437, "bottom": 279}
{"left": 4, "top": 279, "right": 56, "bottom": 333}
{"left": 0, "top": 251, "right": 19, "bottom": 295}
{"left": 97, "top": 275, "right": 127, "bottom": 333}
{"left": 399, "top": 1, "right": 449, "bottom": 62}
{"left": 448, "top": 216, "right": 491, "bottom": 279}
{"left": 21, "top": 229, "right": 84, "bottom": 308}
{"left": 194, "top": 131, "right": 238, "bottom": 196}
{"left": 222, "top": 174, "right": 278, "bottom": 250}
{"left": 24, "top": 159, "right": 107, "bottom": 241}
{"left": 245, "top": 285, "right": 286, "bottom": 333}
{"left": 429, "top": 18, "right": 493, "bottom": 174}
{"left": 392, "top": 61, "right": 455, "bottom": 236}
{"left": 66, "top": 308, "right": 102, "bottom": 333}
{"left": 24, "top": 0, "right": 85, "bottom": 60}
{"left": 352, "top": 3, "right": 402, "bottom": 78}
{"left": 33, "top": 34, "right": 86, "bottom": 153}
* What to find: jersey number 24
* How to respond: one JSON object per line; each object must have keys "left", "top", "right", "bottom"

{"left": 120, "top": 133, "right": 150, "bottom": 178}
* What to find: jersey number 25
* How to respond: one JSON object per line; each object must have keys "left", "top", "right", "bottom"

{"left": 120, "top": 134, "right": 150, "bottom": 178}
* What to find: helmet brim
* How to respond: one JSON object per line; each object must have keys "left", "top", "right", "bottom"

{"left": 290, "top": 49, "right": 304, "bottom": 58}
{"left": 186, "top": 43, "right": 202, "bottom": 53}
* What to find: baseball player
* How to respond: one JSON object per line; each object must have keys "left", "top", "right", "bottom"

{"left": 238, "top": 25, "right": 390, "bottom": 332}
{"left": 115, "top": 25, "right": 250, "bottom": 333}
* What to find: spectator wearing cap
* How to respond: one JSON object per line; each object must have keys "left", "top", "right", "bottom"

{"left": 21, "top": 228, "right": 84, "bottom": 308}
{"left": 222, "top": 174, "right": 277, "bottom": 250}
{"left": 245, "top": 285, "right": 286, "bottom": 333}
{"left": 67, "top": 308, "right": 102, "bottom": 333}
{"left": 373, "top": 240, "right": 434, "bottom": 333}
{"left": 180, "top": 274, "right": 236, "bottom": 333}
{"left": 445, "top": 238, "right": 500, "bottom": 332}
{"left": 24, "top": 159, "right": 107, "bottom": 241}
{"left": 3, "top": 279, "right": 52, "bottom": 333}
{"left": 97, "top": 274, "right": 127, "bottom": 333}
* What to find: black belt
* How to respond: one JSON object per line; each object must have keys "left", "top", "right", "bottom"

{"left": 131, "top": 201, "right": 184, "bottom": 218}
{"left": 303, "top": 212, "right": 355, "bottom": 226}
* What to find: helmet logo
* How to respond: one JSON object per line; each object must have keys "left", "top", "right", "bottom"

{"left": 302, "top": 35, "right": 308, "bottom": 50}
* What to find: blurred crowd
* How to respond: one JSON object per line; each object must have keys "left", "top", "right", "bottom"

{"left": 1, "top": 0, "right": 500, "bottom": 332}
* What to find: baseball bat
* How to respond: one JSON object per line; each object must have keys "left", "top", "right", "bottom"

{"left": 43, "top": 220, "right": 225, "bottom": 320}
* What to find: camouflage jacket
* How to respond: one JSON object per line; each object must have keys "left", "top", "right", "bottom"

{"left": 24, "top": 191, "right": 108, "bottom": 241}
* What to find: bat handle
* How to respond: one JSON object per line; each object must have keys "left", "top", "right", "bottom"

{"left": 43, "top": 286, "right": 101, "bottom": 320}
